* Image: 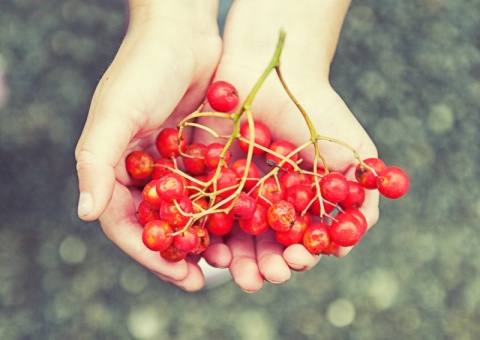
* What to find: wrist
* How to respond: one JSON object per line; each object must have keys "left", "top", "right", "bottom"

{"left": 222, "top": 0, "right": 351, "bottom": 82}
{"left": 128, "top": 0, "right": 220, "bottom": 37}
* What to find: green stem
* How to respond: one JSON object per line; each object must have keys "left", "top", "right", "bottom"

{"left": 232, "top": 28, "right": 286, "bottom": 121}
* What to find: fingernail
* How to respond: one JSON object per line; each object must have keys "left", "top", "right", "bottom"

{"left": 78, "top": 192, "right": 93, "bottom": 217}
{"left": 287, "top": 263, "right": 309, "bottom": 271}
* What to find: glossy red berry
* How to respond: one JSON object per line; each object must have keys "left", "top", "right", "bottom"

{"left": 206, "top": 80, "right": 239, "bottom": 112}
{"left": 275, "top": 215, "right": 308, "bottom": 247}
{"left": 321, "top": 242, "right": 340, "bottom": 256}
{"left": 342, "top": 208, "right": 368, "bottom": 231}
{"left": 207, "top": 167, "right": 239, "bottom": 199}
{"left": 251, "top": 177, "right": 286, "bottom": 208}
{"left": 308, "top": 195, "right": 336, "bottom": 217}
{"left": 189, "top": 225, "right": 210, "bottom": 255}
{"left": 160, "top": 244, "right": 187, "bottom": 262}
{"left": 125, "top": 151, "right": 153, "bottom": 179}
{"left": 238, "top": 204, "right": 269, "bottom": 235}
{"left": 339, "top": 181, "right": 366, "bottom": 209}
{"left": 376, "top": 166, "right": 410, "bottom": 199}
{"left": 230, "top": 158, "right": 260, "bottom": 191}
{"left": 320, "top": 172, "right": 349, "bottom": 203}
{"left": 279, "top": 172, "right": 310, "bottom": 190}
{"left": 355, "top": 158, "right": 386, "bottom": 189}
{"left": 155, "top": 127, "right": 187, "bottom": 158}
{"left": 136, "top": 200, "right": 160, "bottom": 227}
{"left": 237, "top": 121, "right": 272, "bottom": 155}
{"left": 151, "top": 157, "right": 175, "bottom": 179}
{"left": 330, "top": 212, "right": 366, "bottom": 247}
{"left": 155, "top": 173, "right": 187, "bottom": 202}
{"left": 265, "top": 140, "right": 299, "bottom": 172}
{"left": 173, "top": 226, "right": 199, "bottom": 253}
{"left": 141, "top": 179, "right": 164, "bottom": 209}
{"left": 285, "top": 184, "right": 315, "bottom": 213}
{"left": 267, "top": 200, "right": 296, "bottom": 232}
{"left": 142, "top": 220, "right": 173, "bottom": 251}
{"left": 205, "top": 211, "right": 235, "bottom": 236}
{"left": 204, "top": 143, "right": 231, "bottom": 169}
{"left": 303, "top": 222, "right": 331, "bottom": 255}
{"left": 232, "top": 192, "right": 257, "bottom": 219}
{"left": 181, "top": 143, "right": 207, "bottom": 175}
{"left": 159, "top": 195, "right": 193, "bottom": 229}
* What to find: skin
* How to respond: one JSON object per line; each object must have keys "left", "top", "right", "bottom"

{"left": 75, "top": 0, "right": 379, "bottom": 292}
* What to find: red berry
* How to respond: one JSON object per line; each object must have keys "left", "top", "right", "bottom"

{"left": 230, "top": 158, "right": 260, "bottom": 191}
{"left": 204, "top": 143, "right": 231, "bottom": 169}
{"left": 251, "top": 177, "right": 286, "bottom": 208}
{"left": 303, "top": 222, "right": 331, "bottom": 255}
{"left": 279, "top": 172, "right": 310, "bottom": 190}
{"left": 355, "top": 158, "right": 386, "bottom": 189}
{"left": 141, "top": 179, "right": 164, "bottom": 209}
{"left": 342, "top": 208, "right": 368, "bottom": 231}
{"left": 207, "top": 167, "right": 239, "bottom": 199}
{"left": 159, "top": 196, "right": 193, "bottom": 229}
{"left": 238, "top": 204, "right": 269, "bottom": 235}
{"left": 206, "top": 80, "right": 239, "bottom": 112}
{"left": 155, "top": 173, "right": 186, "bottom": 202}
{"left": 182, "top": 143, "right": 207, "bottom": 175}
{"left": 376, "top": 166, "right": 410, "bottom": 199}
{"left": 330, "top": 213, "right": 366, "bottom": 247}
{"left": 155, "top": 127, "right": 187, "bottom": 158}
{"left": 189, "top": 225, "right": 210, "bottom": 255}
{"left": 192, "top": 197, "right": 209, "bottom": 214}
{"left": 237, "top": 121, "right": 272, "bottom": 155}
{"left": 232, "top": 192, "right": 257, "bottom": 220}
{"left": 172, "top": 226, "right": 199, "bottom": 253}
{"left": 265, "top": 140, "right": 299, "bottom": 172}
{"left": 205, "top": 211, "right": 235, "bottom": 236}
{"left": 320, "top": 172, "right": 349, "bottom": 203}
{"left": 267, "top": 200, "right": 296, "bottom": 232}
{"left": 125, "top": 151, "right": 153, "bottom": 179}
{"left": 339, "top": 181, "right": 366, "bottom": 209}
{"left": 151, "top": 157, "right": 175, "bottom": 179}
{"left": 160, "top": 244, "right": 187, "bottom": 262}
{"left": 275, "top": 215, "right": 308, "bottom": 247}
{"left": 187, "top": 175, "right": 209, "bottom": 196}
{"left": 285, "top": 184, "right": 315, "bottom": 213}
{"left": 136, "top": 200, "right": 160, "bottom": 226}
{"left": 142, "top": 220, "right": 173, "bottom": 251}
{"left": 308, "top": 196, "right": 336, "bottom": 217}
{"left": 321, "top": 242, "right": 340, "bottom": 256}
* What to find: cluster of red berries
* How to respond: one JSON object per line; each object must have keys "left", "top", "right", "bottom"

{"left": 125, "top": 80, "right": 409, "bottom": 262}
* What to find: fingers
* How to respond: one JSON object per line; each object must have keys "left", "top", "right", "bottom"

{"left": 255, "top": 229, "right": 292, "bottom": 283}
{"left": 155, "top": 259, "right": 206, "bottom": 292}
{"left": 76, "top": 112, "right": 134, "bottom": 221}
{"left": 201, "top": 234, "right": 232, "bottom": 268}
{"left": 283, "top": 244, "right": 321, "bottom": 271}
{"left": 225, "top": 225, "right": 264, "bottom": 292}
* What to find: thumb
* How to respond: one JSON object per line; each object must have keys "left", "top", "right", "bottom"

{"left": 75, "top": 104, "right": 134, "bottom": 221}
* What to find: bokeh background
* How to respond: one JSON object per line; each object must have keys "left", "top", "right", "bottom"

{"left": 1, "top": 0, "right": 480, "bottom": 339}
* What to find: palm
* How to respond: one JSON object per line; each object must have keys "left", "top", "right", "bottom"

{"left": 193, "top": 61, "right": 380, "bottom": 291}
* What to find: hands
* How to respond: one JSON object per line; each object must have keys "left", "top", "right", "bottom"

{"left": 75, "top": 0, "right": 380, "bottom": 292}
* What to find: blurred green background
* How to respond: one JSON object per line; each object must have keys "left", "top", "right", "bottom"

{"left": 1, "top": 0, "right": 479, "bottom": 339}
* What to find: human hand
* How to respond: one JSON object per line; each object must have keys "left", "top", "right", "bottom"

{"left": 75, "top": 1, "right": 225, "bottom": 292}
{"left": 192, "top": 0, "right": 379, "bottom": 292}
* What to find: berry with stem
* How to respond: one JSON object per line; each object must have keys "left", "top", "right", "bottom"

{"left": 206, "top": 80, "right": 239, "bottom": 113}
{"left": 376, "top": 166, "right": 410, "bottom": 199}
